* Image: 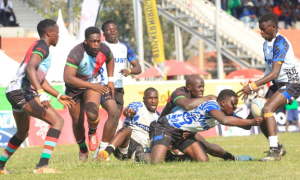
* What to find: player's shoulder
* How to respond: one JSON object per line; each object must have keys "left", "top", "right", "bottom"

{"left": 274, "top": 34, "right": 290, "bottom": 46}
{"left": 119, "top": 41, "right": 131, "bottom": 48}
{"left": 172, "top": 86, "right": 186, "bottom": 96}
{"left": 200, "top": 100, "right": 220, "bottom": 111}
{"left": 34, "top": 39, "right": 49, "bottom": 51}
{"left": 128, "top": 101, "right": 144, "bottom": 107}
{"left": 70, "top": 43, "right": 85, "bottom": 54}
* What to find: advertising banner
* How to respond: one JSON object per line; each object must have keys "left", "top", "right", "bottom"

{"left": 0, "top": 111, "right": 17, "bottom": 148}
{"left": 78, "top": 0, "right": 101, "bottom": 42}
{"left": 144, "top": 0, "right": 166, "bottom": 79}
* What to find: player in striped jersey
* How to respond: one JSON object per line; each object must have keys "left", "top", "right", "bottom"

{"left": 0, "top": 19, "right": 75, "bottom": 174}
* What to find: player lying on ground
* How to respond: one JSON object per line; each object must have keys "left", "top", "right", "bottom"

{"left": 64, "top": 27, "right": 116, "bottom": 162}
{"left": 93, "top": 20, "right": 142, "bottom": 159}
{"left": 0, "top": 19, "right": 75, "bottom": 174}
{"left": 96, "top": 88, "right": 159, "bottom": 162}
{"left": 147, "top": 75, "right": 254, "bottom": 162}
{"left": 237, "top": 12, "right": 297, "bottom": 161}
{"left": 150, "top": 89, "right": 263, "bottom": 164}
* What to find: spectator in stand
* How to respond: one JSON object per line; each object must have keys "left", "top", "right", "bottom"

{"left": 273, "top": 4, "right": 293, "bottom": 28}
{"left": 285, "top": 101, "right": 300, "bottom": 132}
{"left": 273, "top": 0, "right": 282, "bottom": 6}
{"left": 265, "top": 0, "right": 275, "bottom": 12}
{"left": 292, "top": 3, "right": 300, "bottom": 23}
{"left": 0, "top": 0, "right": 18, "bottom": 27}
{"left": 255, "top": 0, "right": 268, "bottom": 16}
{"left": 240, "top": 2, "right": 258, "bottom": 28}
{"left": 228, "top": 0, "right": 243, "bottom": 19}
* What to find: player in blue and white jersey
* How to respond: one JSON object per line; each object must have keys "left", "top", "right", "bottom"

{"left": 94, "top": 20, "right": 142, "bottom": 157}
{"left": 237, "top": 12, "right": 299, "bottom": 161}
{"left": 151, "top": 89, "right": 263, "bottom": 164}
{"left": 96, "top": 88, "right": 159, "bottom": 162}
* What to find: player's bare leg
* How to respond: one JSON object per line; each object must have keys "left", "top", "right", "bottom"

{"left": 151, "top": 144, "right": 169, "bottom": 164}
{"left": 69, "top": 100, "right": 88, "bottom": 162}
{"left": 93, "top": 99, "right": 119, "bottom": 159}
{"left": 260, "top": 91, "right": 287, "bottom": 161}
{"left": 85, "top": 90, "right": 101, "bottom": 151}
{"left": 182, "top": 142, "right": 209, "bottom": 162}
{"left": 97, "top": 126, "right": 132, "bottom": 161}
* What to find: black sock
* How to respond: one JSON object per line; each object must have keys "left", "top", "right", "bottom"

{"left": 222, "top": 152, "right": 235, "bottom": 161}
{"left": 0, "top": 135, "right": 23, "bottom": 168}
{"left": 77, "top": 138, "right": 88, "bottom": 153}
{"left": 105, "top": 145, "right": 115, "bottom": 155}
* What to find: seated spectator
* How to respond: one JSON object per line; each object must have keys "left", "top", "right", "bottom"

{"left": 228, "top": 0, "right": 243, "bottom": 19}
{"left": 0, "top": 0, "right": 18, "bottom": 27}
{"left": 240, "top": 2, "right": 258, "bottom": 28}
{"left": 273, "top": 4, "right": 293, "bottom": 28}
{"left": 292, "top": 3, "right": 300, "bottom": 23}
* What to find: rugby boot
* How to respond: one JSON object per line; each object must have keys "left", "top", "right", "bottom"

{"left": 79, "top": 150, "right": 89, "bottom": 162}
{"left": 0, "top": 167, "right": 11, "bottom": 174}
{"left": 97, "top": 150, "right": 109, "bottom": 162}
{"left": 33, "top": 165, "right": 61, "bottom": 174}
{"left": 88, "top": 133, "right": 98, "bottom": 151}
{"left": 263, "top": 143, "right": 286, "bottom": 156}
{"left": 259, "top": 149, "right": 281, "bottom": 162}
{"left": 278, "top": 143, "right": 286, "bottom": 156}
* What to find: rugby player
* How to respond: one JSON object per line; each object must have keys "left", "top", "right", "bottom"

{"left": 64, "top": 27, "right": 116, "bottom": 162}
{"left": 151, "top": 89, "right": 263, "bottom": 164}
{"left": 238, "top": 12, "right": 297, "bottom": 161}
{"left": 94, "top": 20, "right": 142, "bottom": 158}
{"left": 148, "top": 75, "right": 253, "bottom": 161}
{"left": 97, "top": 88, "right": 159, "bottom": 161}
{"left": 0, "top": 19, "right": 75, "bottom": 174}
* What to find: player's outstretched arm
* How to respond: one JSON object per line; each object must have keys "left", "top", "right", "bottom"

{"left": 175, "top": 95, "right": 216, "bottom": 111}
{"left": 64, "top": 65, "right": 109, "bottom": 94}
{"left": 105, "top": 54, "right": 115, "bottom": 98}
{"left": 210, "top": 109, "right": 263, "bottom": 126}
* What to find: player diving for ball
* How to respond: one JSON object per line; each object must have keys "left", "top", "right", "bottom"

{"left": 150, "top": 89, "right": 263, "bottom": 164}
{"left": 143, "top": 75, "right": 257, "bottom": 163}
{"left": 96, "top": 88, "right": 159, "bottom": 162}
{"left": 237, "top": 12, "right": 299, "bottom": 161}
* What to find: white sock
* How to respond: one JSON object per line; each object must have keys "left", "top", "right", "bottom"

{"left": 118, "top": 143, "right": 129, "bottom": 154}
{"left": 93, "top": 141, "right": 109, "bottom": 158}
{"left": 99, "top": 141, "right": 109, "bottom": 151}
{"left": 268, "top": 136, "right": 278, "bottom": 148}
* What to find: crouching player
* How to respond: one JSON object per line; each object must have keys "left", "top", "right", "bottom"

{"left": 97, "top": 88, "right": 159, "bottom": 161}
{"left": 151, "top": 89, "right": 263, "bottom": 164}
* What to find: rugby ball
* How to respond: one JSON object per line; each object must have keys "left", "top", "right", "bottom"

{"left": 250, "top": 97, "right": 267, "bottom": 117}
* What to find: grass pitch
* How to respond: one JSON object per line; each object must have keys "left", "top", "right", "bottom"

{"left": 1, "top": 133, "right": 300, "bottom": 180}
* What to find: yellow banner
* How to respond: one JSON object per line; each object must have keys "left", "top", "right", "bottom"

{"left": 144, "top": 0, "right": 165, "bottom": 63}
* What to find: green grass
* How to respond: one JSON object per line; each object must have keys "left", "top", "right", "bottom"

{"left": 2, "top": 133, "right": 300, "bottom": 180}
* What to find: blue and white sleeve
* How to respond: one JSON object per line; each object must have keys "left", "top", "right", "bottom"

{"left": 127, "top": 102, "right": 143, "bottom": 115}
{"left": 204, "top": 101, "right": 221, "bottom": 114}
{"left": 273, "top": 35, "right": 289, "bottom": 62}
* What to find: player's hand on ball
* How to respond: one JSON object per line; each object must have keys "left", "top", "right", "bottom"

{"left": 252, "top": 116, "right": 264, "bottom": 126}
{"left": 92, "top": 84, "right": 109, "bottom": 94}
{"left": 124, "top": 108, "right": 135, "bottom": 117}
{"left": 119, "top": 69, "right": 130, "bottom": 77}
{"left": 58, "top": 95, "right": 75, "bottom": 108}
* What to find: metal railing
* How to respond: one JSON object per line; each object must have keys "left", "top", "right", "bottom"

{"left": 22, "top": 0, "right": 80, "bottom": 35}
